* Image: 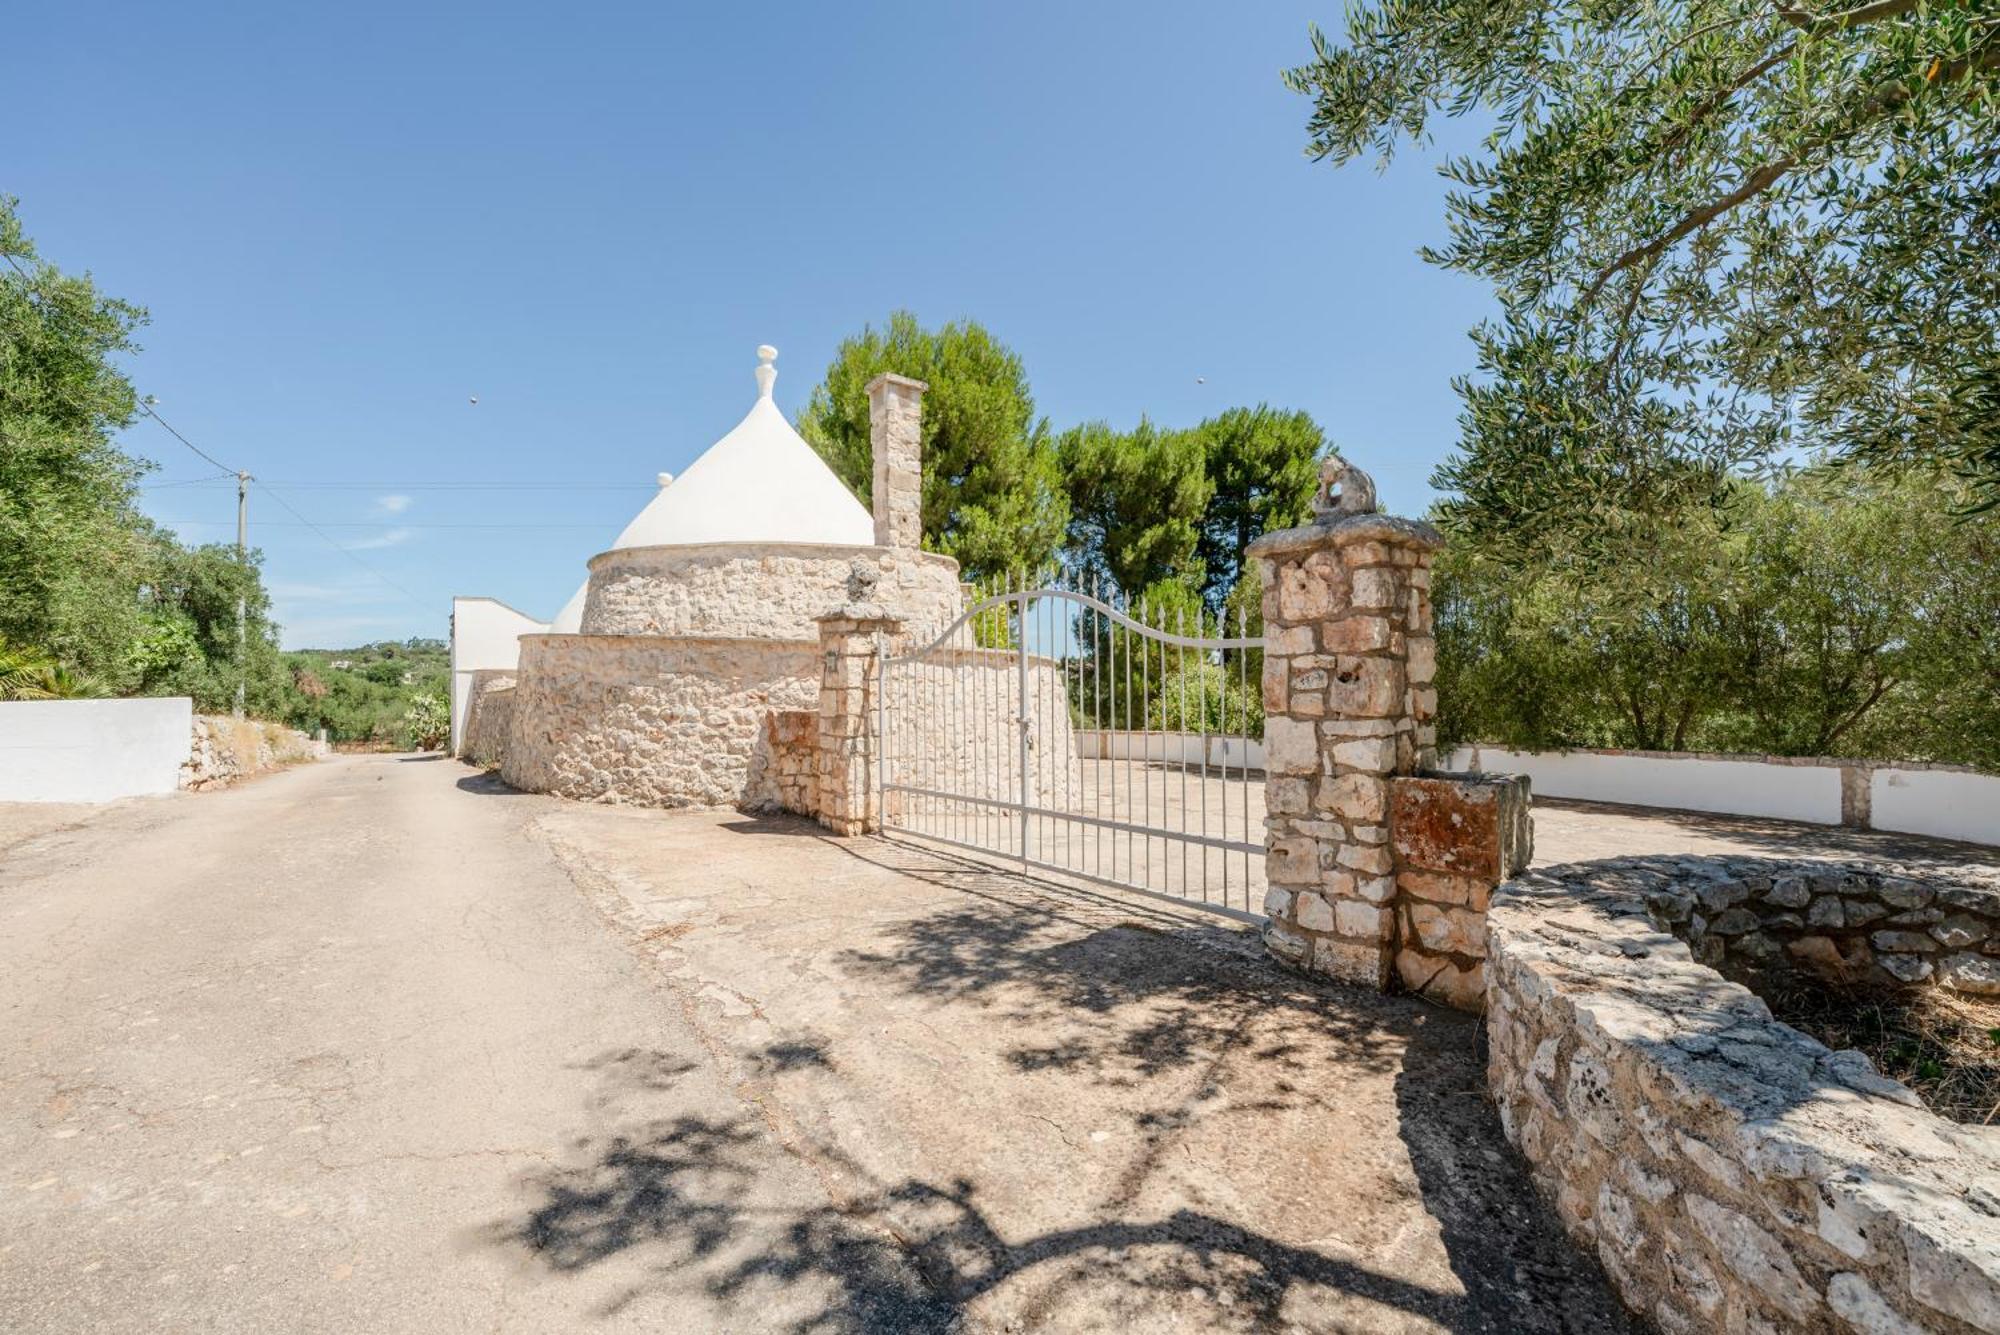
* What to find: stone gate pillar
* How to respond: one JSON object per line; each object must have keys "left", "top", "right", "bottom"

{"left": 1248, "top": 458, "right": 1442, "bottom": 986}
{"left": 814, "top": 604, "right": 901, "bottom": 836}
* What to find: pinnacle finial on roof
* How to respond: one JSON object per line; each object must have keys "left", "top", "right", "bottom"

{"left": 755, "top": 344, "right": 778, "bottom": 399}
{"left": 656, "top": 471, "right": 674, "bottom": 488}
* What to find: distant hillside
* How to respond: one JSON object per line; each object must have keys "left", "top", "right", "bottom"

{"left": 280, "top": 638, "right": 448, "bottom": 745}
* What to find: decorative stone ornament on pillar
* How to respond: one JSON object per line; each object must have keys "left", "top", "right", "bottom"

{"left": 866, "top": 372, "right": 928, "bottom": 550}
{"left": 814, "top": 604, "right": 902, "bottom": 836}
{"left": 1249, "top": 456, "right": 1444, "bottom": 987}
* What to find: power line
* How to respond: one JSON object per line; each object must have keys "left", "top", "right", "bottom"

{"left": 134, "top": 402, "right": 431, "bottom": 613}
{"left": 140, "top": 472, "right": 238, "bottom": 490}
{"left": 137, "top": 402, "right": 239, "bottom": 474}
{"left": 251, "top": 480, "right": 431, "bottom": 610}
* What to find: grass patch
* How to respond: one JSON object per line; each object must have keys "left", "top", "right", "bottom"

{"left": 1763, "top": 977, "right": 2000, "bottom": 1124}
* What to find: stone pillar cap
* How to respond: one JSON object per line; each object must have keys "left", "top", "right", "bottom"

{"left": 814, "top": 602, "right": 905, "bottom": 626}
{"left": 1248, "top": 511, "right": 1444, "bottom": 558}
{"left": 864, "top": 371, "right": 930, "bottom": 395}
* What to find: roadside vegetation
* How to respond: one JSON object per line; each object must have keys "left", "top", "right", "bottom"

{"left": 0, "top": 197, "right": 441, "bottom": 745}
{"left": 1286, "top": 0, "right": 1998, "bottom": 769}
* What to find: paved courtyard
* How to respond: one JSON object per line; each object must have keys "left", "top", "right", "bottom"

{"left": 3, "top": 754, "right": 1991, "bottom": 1331}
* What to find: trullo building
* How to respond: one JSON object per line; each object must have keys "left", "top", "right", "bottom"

{"left": 449, "top": 345, "right": 966, "bottom": 808}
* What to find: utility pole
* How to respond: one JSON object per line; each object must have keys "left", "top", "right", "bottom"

{"left": 235, "top": 471, "right": 252, "bottom": 718}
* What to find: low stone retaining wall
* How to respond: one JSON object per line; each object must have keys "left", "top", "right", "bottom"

{"left": 1487, "top": 858, "right": 2000, "bottom": 1332}
{"left": 458, "top": 671, "right": 516, "bottom": 768}
{"left": 1645, "top": 857, "right": 2000, "bottom": 996}
{"left": 182, "top": 714, "right": 327, "bottom": 790}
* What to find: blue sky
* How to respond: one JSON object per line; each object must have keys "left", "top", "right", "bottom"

{"left": 10, "top": 3, "right": 1497, "bottom": 648}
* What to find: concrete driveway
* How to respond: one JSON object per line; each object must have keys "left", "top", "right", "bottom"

{"left": 2, "top": 753, "right": 1646, "bottom": 1332}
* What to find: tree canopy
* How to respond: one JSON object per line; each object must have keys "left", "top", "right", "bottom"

{"left": 1432, "top": 467, "right": 2000, "bottom": 767}
{"left": 797, "top": 312, "right": 1069, "bottom": 581}
{"left": 0, "top": 195, "right": 161, "bottom": 679}
{"left": 1056, "top": 417, "right": 1213, "bottom": 595}
{"left": 1193, "top": 405, "right": 1324, "bottom": 608}
{"left": 1287, "top": 0, "right": 2000, "bottom": 559}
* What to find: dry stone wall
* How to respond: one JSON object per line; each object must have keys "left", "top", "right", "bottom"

{"left": 580, "top": 543, "right": 962, "bottom": 645}
{"left": 181, "top": 715, "right": 326, "bottom": 790}
{"left": 502, "top": 633, "right": 819, "bottom": 808}
{"left": 459, "top": 670, "right": 516, "bottom": 767}
{"left": 753, "top": 709, "right": 818, "bottom": 817}
{"left": 1637, "top": 856, "right": 2000, "bottom": 996}
{"left": 1487, "top": 859, "right": 2000, "bottom": 1333}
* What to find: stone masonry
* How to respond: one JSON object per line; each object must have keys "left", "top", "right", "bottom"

{"left": 1487, "top": 860, "right": 2000, "bottom": 1332}
{"left": 815, "top": 605, "right": 901, "bottom": 836}
{"left": 1388, "top": 773, "right": 1532, "bottom": 1010}
{"left": 868, "top": 372, "right": 926, "bottom": 551}
{"left": 1250, "top": 458, "right": 1445, "bottom": 987}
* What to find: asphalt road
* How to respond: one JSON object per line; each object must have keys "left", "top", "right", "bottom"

{"left": 3, "top": 753, "right": 1661, "bottom": 1334}
{"left": 0, "top": 755, "right": 880, "bottom": 1334}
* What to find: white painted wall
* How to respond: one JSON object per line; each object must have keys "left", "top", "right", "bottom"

{"left": 1438, "top": 746, "right": 1843, "bottom": 825}
{"left": 0, "top": 697, "right": 193, "bottom": 802}
{"left": 1870, "top": 768, "right": 2000, "bottom": 847}
{"left": 449, "top": 598, "right": 548, "bottom": 755}
{"left": 1074, "top": 729, "right": 1265, "bottom": 771}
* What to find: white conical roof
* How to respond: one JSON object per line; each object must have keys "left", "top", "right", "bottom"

{"left": 609, "top": 346, "right": 872, "bottom": 550}
{"left": 550, "top": 579, "right": 589, "bottom": 633}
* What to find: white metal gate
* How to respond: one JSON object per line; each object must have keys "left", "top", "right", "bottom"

{"left": 877, "top": 579, "right": 1267, "bottom": 922}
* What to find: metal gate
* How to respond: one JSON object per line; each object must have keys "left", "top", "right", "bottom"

{"left": 877, "top": 579, "right": 1267, "bottom": 922}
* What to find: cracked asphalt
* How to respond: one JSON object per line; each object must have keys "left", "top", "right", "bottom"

{"left": 2, "top": 752, "right": 1655, "bottom": 1333}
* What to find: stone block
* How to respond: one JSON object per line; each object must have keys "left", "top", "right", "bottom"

{"left": 1354, "top": 874, "right": 1397, "bottom": 904}
{"left": 1318, "top": 772, "right": 1387, "bottom": 822}
{"left": 1329, "top": 735, "right": 1397, "bottom": 773}
{"left": 1406, "top": 901, "right": 1485, "bottom": 958}
{"left": 1270, "top": 624, "right": 1315, "bottom": 656}
{"left": 1264, "top": 776, "right": 1310, "bottom": 815}
{"left": 1389, "top": 772, "right": 1532, "bottom": 878}
{"left": 1406, "top": 637, "right": 1436, "bottom": 686}
{"left": 1684, "top": 1195, "right": 1819, "bottom": 1320}
{"left": 1276, "top": 562, "right": 1347, "bottom": 621}
{"left": 1336, "top": 842, "right": 1394, "bottom": 876}
{"left": 1335, "top": 899, "right": 1388, "bottom": 940}
{"left": 1265, "top": 717, "right": 1320, "bottom": 776}
{"left": 1397, "top": 869, "right": 1492, "bottom": 911}
{"left": 1325, "top": 656, "right": 1406, "bottom": 718}
{"left": 1941, "top": 952, "right": 2000, "bottom": 995}
{"left": 1294, "top": 891, "right": 1335, "bottom": 933}
{"left": 1351, "top": 567, "right": 1400, "bottom": 609}
{"left": 1313, "top": 938, "right": 1391, "bottom": 988}
{"left": 1268, "top": 835, "right": 1317, "bottom": 885}
{"left": 1263, "top": 921, "right": 1309, "bottom": 965}
{"left": 1394, "top": 947, "right": 1484, "bottom": 1011}
{"left": 1321, "top": 616, "right": 1393, "bottom": 654}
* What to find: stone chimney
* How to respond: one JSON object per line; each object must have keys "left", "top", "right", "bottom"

{"left": 865, "top": 372, "right": 927, "bottom": 549}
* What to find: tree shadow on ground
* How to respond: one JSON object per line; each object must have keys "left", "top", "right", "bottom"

{"left": 484, "top": 843, "right": 1639, "bottom": 1331}
{"left": 485, "top": 1050, "right": 1477, "bottom": 1333}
